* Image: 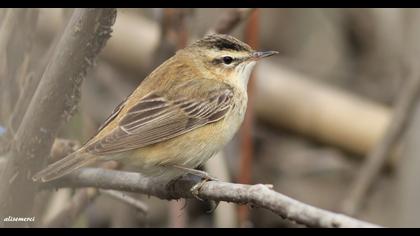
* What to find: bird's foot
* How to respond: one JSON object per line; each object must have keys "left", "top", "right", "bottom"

{"left": 190, "top": 178, "right": 220, "bottom": 213}
{"left": 190, "top": 177, "right": 209, "bottom": 201}
{"left": 171, "top": 165, "right": 219, "bottom": 201}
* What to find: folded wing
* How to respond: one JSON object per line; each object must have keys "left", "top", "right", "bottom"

{"left": 84, "top": 79, "right": 234, "bottom": 155}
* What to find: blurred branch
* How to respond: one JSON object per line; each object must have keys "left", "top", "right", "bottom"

{"left": 93, "top": 61, "right": 134, "bottom": 101}
{"left": 0, "top": 9, "right": 27, "bottom": 123}
{"left": 49, "top": 138, "right": 81, "bottom": 164}
{"left": 0, "top": 8, "right": 117, "bottom": 227}
{"left": 1, "top": 9, "right": 39, "bottom": 130}
{"left": 42, "top": 159, "right": 118, "bottom": 227}
{"left": 254, "top": 62, "right": 395, "bottom": 164}
{"left": 99, "top": 189, "right": 148, "bottom": 215}
{"left": 340, "top": 71, "right": 420, "bottom": 215}
{"left": 8, "top": 17, "right": 62, "bottom": 137}
{"left": 37, "top": 188, "right": 72, "bottom": 227}
{"left": 44, "top": 168, "right": 381, "bottom": 228}
{"left": 0, "top": 9, "right": 38, "bottom": 153}
{"left": 44, "top": 183, "right": 148, "bottom": 227}
{"left": 158, "top": 8, "right": 191, "bottom": 49}
{"left": 0, "top": 138, "right": 81, "bottom": 172}
{"left": 151, "top": 8, "right": 192, "bottom": 71}
{"left": 43, "top": 188, "right": 99, "bottom": 227}
{"left": 1, "top": 9, "right": 40, "bottom": 156}
{"left": 103, "top": 11, "right": 159, "bottom": 73}
{"left": 0, "top": 9, "right": 16, "bottom": 70}
{"left": 208, "top": 8, "right": 255, "bottom": 34}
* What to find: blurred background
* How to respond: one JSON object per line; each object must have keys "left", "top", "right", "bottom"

{"left": 1, "top": 8, "right": 420, "bottom": 227}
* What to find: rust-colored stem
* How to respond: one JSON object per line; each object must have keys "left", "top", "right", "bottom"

{"left": 238, "top": 8, "right": 259, "bottom": 227}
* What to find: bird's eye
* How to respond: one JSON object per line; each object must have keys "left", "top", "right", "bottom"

{"left": 222, "top": 56, "right": 233, "bottom": 65}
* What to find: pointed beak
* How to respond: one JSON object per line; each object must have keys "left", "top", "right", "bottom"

{"left": 251, "top": 51, "right": 279, "bottom": 60}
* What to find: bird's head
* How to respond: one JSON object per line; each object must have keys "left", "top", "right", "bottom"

{"left": 180, "top": 34, "right": 278, "bottom": 88}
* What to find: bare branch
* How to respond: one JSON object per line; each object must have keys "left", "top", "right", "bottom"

{"left": 43, "top": 168, "right": 381, "bottom": 228}
{"left": 340, "top": 70, "right": 420, "bottom": 215}
{"left": 0, "top": 8, "right": 117, "bottom": 227}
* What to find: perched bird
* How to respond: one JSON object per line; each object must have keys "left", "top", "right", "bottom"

{"left": 32, "top": 34, "right": 278, "bottom": 183}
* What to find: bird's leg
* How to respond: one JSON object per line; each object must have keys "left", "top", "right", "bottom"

{"left": 172, "top": 165, "right": 219, "bottom": 201}
{"left": 172, "top": 165, "right": 219, "bottom": 181}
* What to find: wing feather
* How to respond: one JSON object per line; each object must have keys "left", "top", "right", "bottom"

{"left": 84, "top": 79, "right": 234, "bottom": 155}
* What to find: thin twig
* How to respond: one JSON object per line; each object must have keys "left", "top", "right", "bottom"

{"left": 42, "top": 158, "right": 119, "bottom": 227}
{"left": 43, "top": 188, "right": 99, "bottom": 227}
{"left": 99, "top": 189, "right": 148, "bottom": 215}
{"left": 1, "top": 9, "right": 39, "bottom": 156}
{"left": 340, "top": 70, "right": 420, "bottom": 215}
{"left": 43, "top": 168, "right": 381, "bottom": 228}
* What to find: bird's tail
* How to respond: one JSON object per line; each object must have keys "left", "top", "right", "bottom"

{"left": 32, "top": 150, "right": 96, "bottom": 182}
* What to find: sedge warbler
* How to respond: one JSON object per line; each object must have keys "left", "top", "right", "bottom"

{"left": 33, "top": 34, "right": 278, "bottom": 183}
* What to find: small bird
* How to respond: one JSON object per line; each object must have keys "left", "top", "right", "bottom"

{"left": 32, "top": 34, "right": 278, "bottom": 183}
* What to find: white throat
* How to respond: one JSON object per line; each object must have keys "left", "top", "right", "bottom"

{"left": 237, "top": 61, "right": 257, "bottom": 90}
